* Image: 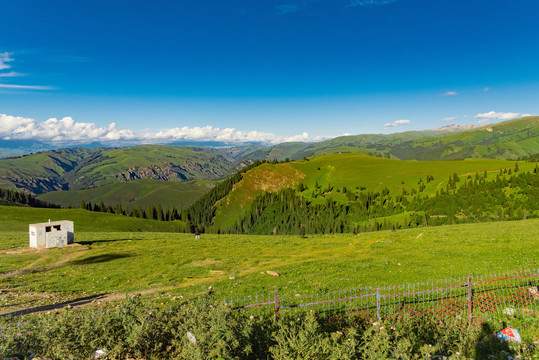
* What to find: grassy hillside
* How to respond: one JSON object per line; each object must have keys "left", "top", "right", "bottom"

{"left": 0, "top": 205, "right": 183, "bottom": 233}
{"left": 212, "top": 153, "right": 535, "bottom": 230}
{"left": 0, "top": 147, "right": 101, "bottom": 192}
{"left": 71, "top": 145, "right": 231, "bottom": 188}
{"left": 246, "top": 116, "right": 539, "bottom": 161}
{"left": 37, "top": 179, "right": 213, "bottom": 210}
{"left": 400, "top": 116, "right": 539, "bottom": 160}
{"left": 0, "top": 218, "right": 537, "bottom": 313}
{"left": 0, "top": 145, "right": 233, "bottom": 195}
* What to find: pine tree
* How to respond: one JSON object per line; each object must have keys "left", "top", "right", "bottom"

{"left": 157, "top": 202, "right": 164, "bottom": 221}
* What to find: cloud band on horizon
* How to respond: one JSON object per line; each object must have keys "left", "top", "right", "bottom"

{"left": 0, "top": 113, "right": 327, "bottom": 146}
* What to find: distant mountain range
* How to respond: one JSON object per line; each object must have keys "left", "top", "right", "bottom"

{"left": 242, "top": 117, "right": 538, "bottom": 161}
{"left": 0, "top": 121, "right": 490, "bottom": 160}
{"left": 0, "top": 117, "right": 537, "bottom": 207}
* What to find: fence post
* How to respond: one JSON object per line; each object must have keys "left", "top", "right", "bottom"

{"left": 467, "top": 276, "right": 473, "bottom": 323}
{"left": 376, "top": 288, "right": 381, "bottom": 320}
{"left": 274, "top": 290, "right": 279, "bottom": 319}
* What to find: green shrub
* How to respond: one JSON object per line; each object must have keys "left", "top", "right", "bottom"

{"left": 1, "top": 295, "right": 538, "bottom": 359}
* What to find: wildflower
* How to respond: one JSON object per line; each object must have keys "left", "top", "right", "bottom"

{"left": 336, "top": 331, "right": 343, "bottom": 335}
{"left": 373, "top": 322, "right": 380, "bottom": 326}
{"left": 380, "top": 326, "right": 385, "bottom": 330}
{"left": 249, "top": 315, "right": 254, "bottom": 320}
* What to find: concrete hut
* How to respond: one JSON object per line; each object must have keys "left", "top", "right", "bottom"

{"left": 29, "top": 220, "right": 74, "bottom": 249}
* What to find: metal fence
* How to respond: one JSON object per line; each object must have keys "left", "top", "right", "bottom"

{"left": 226, "top": 268, "right": 539, "bottom": 321}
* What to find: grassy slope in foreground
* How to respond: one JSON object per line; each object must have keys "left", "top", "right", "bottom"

{"left": 0, "top": 218, "right": 537, "bottom": 313}
{"left": 212, "top": 153, "right": 534, "bottom": 230}
{"left": 37, "top": 179, "right": 213, "bottom": 210}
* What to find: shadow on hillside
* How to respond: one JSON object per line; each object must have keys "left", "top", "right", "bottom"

{"left": 71, "top": 253, "right": 133, "bottom": 265}
{"left": 0, "top": 294, "right": 106, "bottom": 318}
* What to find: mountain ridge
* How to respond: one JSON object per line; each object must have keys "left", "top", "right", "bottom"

{"left": 1, "top": 116, "right": 537, "bottom": 198}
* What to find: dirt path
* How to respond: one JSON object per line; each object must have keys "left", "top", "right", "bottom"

{"left": 0, "top": 244, "right": 87, "bottom": 278}
{"left": 0, "top": 286, "right": 175, "bottom": 317}
{"left": 1, "top": 270, "right": 224, "bottom": 317}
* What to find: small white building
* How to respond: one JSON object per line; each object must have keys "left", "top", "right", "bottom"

{"left": 29, "top": 220, "right": 74, "bottom": 249}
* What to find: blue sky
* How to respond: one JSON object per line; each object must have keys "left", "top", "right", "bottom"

{"left": 1, "top": 0, "right": 538, "bottom": 145}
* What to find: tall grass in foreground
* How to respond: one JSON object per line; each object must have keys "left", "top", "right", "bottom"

{"left": 1, "top": 294, "right": 538, "bottom": 359}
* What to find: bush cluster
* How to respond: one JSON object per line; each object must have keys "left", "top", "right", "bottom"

{"left": 1, "top": 295, "right": 538, "bottom": 359}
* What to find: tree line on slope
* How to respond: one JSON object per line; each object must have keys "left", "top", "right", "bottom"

{"left": 218, "top": 163, "right": 539, "bottom": 235}
{"left": 75, "top": 162, "right": 539, "bottom": 235}
{"left": 517, "top": 152, "right": 539, "bottom": 162}
{"left": 0, "top": 188, "right": 60, "bottom": 208}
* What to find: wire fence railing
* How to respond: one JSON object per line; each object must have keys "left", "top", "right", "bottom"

{"left": 226, "top": 268, "right": 539, "bottom": 321}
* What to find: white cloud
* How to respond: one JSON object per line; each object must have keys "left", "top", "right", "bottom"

{"left": 0, "top": 71, "right": 23, "bottom": 77}
{"left": 0, "top": 84, "right": 55, "bottom": 90}
{"left": 440, "top": 116, "right": 458, "bottom": 122}
{"left": 439, "top": 115, "right": 468, "bottom": 122}
{"left": 0, "top": 114, "right": 135, "bottom": 142}
{"left": 383, "top": 119, "right": 410, "bottom": 129}
{"left": 0, "top": 51, "right": 53, "bottom": 90}
{"left": 442, "top": 91, "right": 458, "bottom": 96}
{"left": 275, "top": 4, "right": 301, "bottom": 14}
{"left": 0, "top": 52, "right": 13, "bottom": 70}
{"left": 0, "top": 113, "right": 328, "bottom": 145}
{"left": 483, "top": 87, "right": 490, "bottom": 92}
{"left": 348, "top": 0, "right": 397, "bottom": 7}
{"left": 473, "top": 111, "right": 521, "bottom": 121}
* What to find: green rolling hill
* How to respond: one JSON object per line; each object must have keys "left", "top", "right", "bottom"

{"left": 184, "top": 153, "right": 539, "bottom": 233}
{"left": 0, "top": 147, "right": 103, "bottom": 193}
{"left": 0, "top": 145, "right": 235, "bottom": 195}
{"left": 0, "top": 116, "right": 537, "bottom": 213}
{"left": 36, "top": 179, "right": 213, "bottom": 210}
{"left": 245, "top": 116, "right": 539, "bottom": 161}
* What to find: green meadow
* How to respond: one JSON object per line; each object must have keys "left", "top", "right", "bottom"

{"left": 37, "top": 179, "right": 213, "bottom": 210}
{"left": 1, "top": 204, "right": 537, "bottom": 314}
{"left": 0, "top": 205, "right": 184, "bottom": 233}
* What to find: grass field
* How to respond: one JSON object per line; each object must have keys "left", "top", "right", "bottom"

{"left": 1, "top": 205, "right": 537, "bottom": 314}
{"left": 0, "top": 205, "right": 184, "bottom": 233}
